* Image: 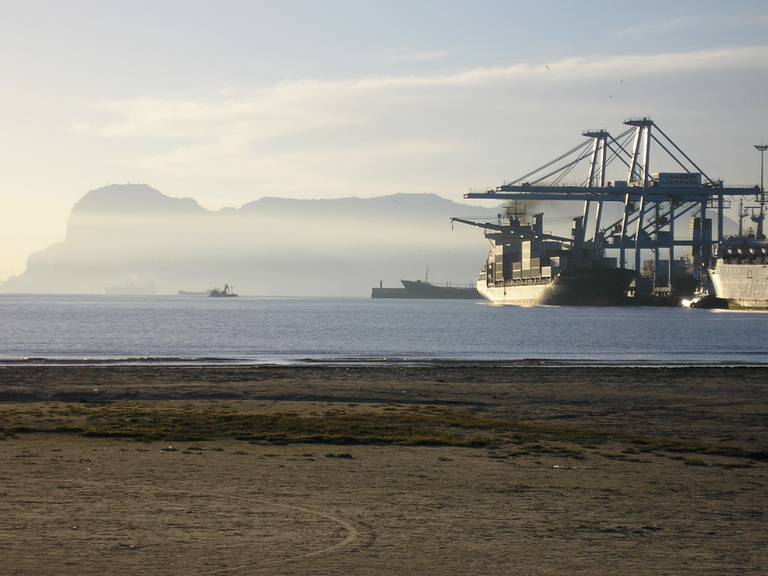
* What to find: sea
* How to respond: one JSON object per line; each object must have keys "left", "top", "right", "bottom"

{"left": 0, "top": 294, "right": 766, "bottom": 365}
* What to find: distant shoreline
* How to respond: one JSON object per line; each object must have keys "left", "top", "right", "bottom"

{"left": 2, "top": 357, "right": 768, "bottom": 368}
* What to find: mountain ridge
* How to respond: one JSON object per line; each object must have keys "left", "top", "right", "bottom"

{"left": 72, "top": 185, "right": 478, "bottom": 216}
{"left": 3, "top": 184, "right": 503, "bottom": 296}
{"left": 72, "top": 183, "right": 206, "bottom": 214}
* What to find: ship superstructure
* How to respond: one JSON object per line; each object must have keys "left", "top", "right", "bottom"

{"left": 453, "top": 118, "right": 760, "bottom": 306}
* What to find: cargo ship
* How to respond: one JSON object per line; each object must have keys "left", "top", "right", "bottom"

{"left": 371, "top": 279, "right": 481, "bottom": 299}
{"left": 451, "top": 208, "right": 633, "bottom": 306}
{"left": 707, "top": 237, "right": 768, "bottom": 308}
{"left": 702, "top": 186, "right": 768, "bottom": 309}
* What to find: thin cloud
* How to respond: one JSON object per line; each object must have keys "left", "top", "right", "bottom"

{"left": 75, "top": 44, "right": 768, "bottom": 142}
{"left": 617, "top": 12, "right": 768, "bottom": 38}
{"left": 616, "top": 16, "right": 694, "bottom": 38}
{"left": 386, "top": 49, "right": 453, "bottom": 63}
{"left": 68, "top": 44, "right": 768, "bottom": 202}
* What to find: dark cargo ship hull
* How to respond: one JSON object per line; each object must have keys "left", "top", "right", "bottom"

{"left": 543, "top": 268, "right": 635, "bottom": 305}
{"left": 372, "top": 280, "right": 482, "bottom": 299}
{"left": 478, "top": 268, "right": 634, "bottom": 306}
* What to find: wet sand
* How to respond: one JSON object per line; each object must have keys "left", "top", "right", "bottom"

{"left": 1, "top": 365, "right": 766, "bottom": 575}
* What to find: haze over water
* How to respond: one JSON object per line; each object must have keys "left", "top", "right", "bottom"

{"left": 1, "top": 295, "right": 766, "bottom": 365}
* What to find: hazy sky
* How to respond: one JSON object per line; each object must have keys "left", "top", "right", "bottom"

{"left": 2, "top": 0, "right": 767, "bottom": 280}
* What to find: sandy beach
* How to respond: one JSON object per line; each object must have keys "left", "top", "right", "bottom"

{"left": 1, "top": 364, "right": 766, "bottom": 575}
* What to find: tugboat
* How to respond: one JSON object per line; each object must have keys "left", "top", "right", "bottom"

{"left": 680, "top": 289, "right": 728, "bottom": 309}
{"left": 209, "top": 284, "right": 238, "bottom": 298}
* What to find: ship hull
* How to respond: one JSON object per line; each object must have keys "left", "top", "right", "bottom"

{"left": 399, "top": 280, "right": 481, "bottom": 299}
{"left": 478, "top": 269, "right": 633, "bottom": 306}
{"left": 372, "top": 280, "right": 481, "bottom": 299}
{"left": 709, "top": 261, "right": 768, "bottom": 309}
{"left": 477, "top": 280, "right": 551, "bottom": 305}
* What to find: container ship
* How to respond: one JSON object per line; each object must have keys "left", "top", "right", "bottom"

{"left": 451, "top": 208, "right": 633, "bottom": 306}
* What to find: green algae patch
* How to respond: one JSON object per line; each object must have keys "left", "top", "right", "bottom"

{"left": 2, "top": 402, "right": 766, "bottom": 463}
{"left": 0, "top": 403, "right": 499, "bottom": 448}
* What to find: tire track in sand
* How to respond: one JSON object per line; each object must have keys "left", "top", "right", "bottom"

{"left": 208, "top": 493, "right": 368, "bottom": 573}
{"left": 26, "top": 479, "right": 370, "bottom": 573}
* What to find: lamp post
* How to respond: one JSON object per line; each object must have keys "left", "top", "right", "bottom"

{"left": 756, "top": 144, "right": 767, "bottom": 239}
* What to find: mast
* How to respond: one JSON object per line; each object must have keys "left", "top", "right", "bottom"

{"left": 755, "top": 144, "right": 767, "bottom": 239}
{"left": 738, "top": 198, "right": 746, "bottom": 238}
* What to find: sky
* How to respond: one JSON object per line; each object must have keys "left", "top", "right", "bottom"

{"left": 1, "top": 0, "right": 767, "bottom": 280}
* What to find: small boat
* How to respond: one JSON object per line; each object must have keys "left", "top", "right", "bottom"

{"left": 681, "top": 290, "right": 728, "bottom": 309}
{"left": 209, "top": 284, "right": 238, "bottom": 297}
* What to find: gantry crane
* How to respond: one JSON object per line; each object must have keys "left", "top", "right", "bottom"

{"left": 460, "top": 118, "right": 759, "bottom": 295}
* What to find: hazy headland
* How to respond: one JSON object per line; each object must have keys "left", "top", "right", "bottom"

{"left": 1, "top": 185, "right": 509, "bottom": 296}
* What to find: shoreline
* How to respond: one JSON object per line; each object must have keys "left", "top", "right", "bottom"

{"left": 3, "top": 357, "right": 768, "bottom": 368}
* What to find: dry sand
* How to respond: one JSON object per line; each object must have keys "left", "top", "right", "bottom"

{"left": 0, "top": 364, "right": 766, "bottom": 575}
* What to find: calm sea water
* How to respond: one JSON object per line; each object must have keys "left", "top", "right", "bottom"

{"left": 0, "top": 295, "right": 766, "bottom": 365}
